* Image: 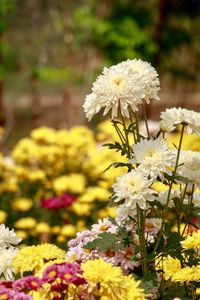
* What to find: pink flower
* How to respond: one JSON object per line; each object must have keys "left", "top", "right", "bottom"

{"left": 0, "top": 281, "right": 13, "bottom": 288}
{"left": 43, "top": 262, "right": 87, "bottom": 286}
{"left": 13, "top": 292, "right": 33, "bottom": 300}
{"left": 41, "top": 194, "right": 76, "bottom": 209}
{"left": 0, "top": 288, "right": 33, "bottom": 300}
{"left": 13, "top": 276, "right": 43, "bottom": 291}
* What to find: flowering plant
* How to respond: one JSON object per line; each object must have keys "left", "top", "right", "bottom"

{"left": 82, "top": 59, "right": 200, "bottom": 299}
{"left": 0, "top": 125, "right": 126, "bottom": 245}
{"left": 1, "top": 58, "right": 200, "bottom": 299}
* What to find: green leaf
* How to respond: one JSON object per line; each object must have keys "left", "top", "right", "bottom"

{"left": 84, "top": 232, "right": 122, "bottom": 251}
{"left": 140, "top": 272, "right": 158, "bottom": 294}
{"left": 103, "top": 142, "right": 126, "bottom": 156}
{"left": 103, "top": 162, "right": 132, "bottom": 173}
{"left": 173, "top": 174, "right": 193, "bottom": 184}
{"left": 163, "top": 172, "right": 177, "bottom": 183}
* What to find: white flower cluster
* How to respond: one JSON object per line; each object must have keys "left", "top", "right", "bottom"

{"left": 83, "top": 59, "right": 160, "bottom": 120}
{"left": 178, "top": 150, "right": 200, "bottom": 187}
{"left": 112, "top": 169, "right": 156, "bottom": 210}
{"left": 160, "top": 107, "right": 200, "bottom": 135}
{"left": 131, "top": 137, "right": 175, "bottom": 179}
{"left": 0, "top": 224, "right": 21, "bottom": 280}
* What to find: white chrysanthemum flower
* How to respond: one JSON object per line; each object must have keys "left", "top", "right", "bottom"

{"left": 160, "top": 107, "right": 200, "bottom": 135}
{"left": 83, "top": 93, "right": 102, "bottom": 121}
{"left": 156, "top": 189, "right": 181, "bottom": 208}
{"left": 0, "top": 247, "right": 18, "bottom": 280}
{"left": 112, "top": 170, "right": 156, "bottom": 209}
{"left": 0, "top": 224, "right": 21, "bottom": 248}
{"left": 183, "top": 192, "right": 200, "bottom": 208}
{"left": 178, "top": 150, "right": 200, "bottom": 187}
{"left": 91, "top": 218, "right": 117, "bottom": 234}
{"left": 83, "top": 59, "right": 160, "bottom": 120}
{"left": 117, "top": 59, "right": 160, "bottom": 103}
{"left": 84, "top": 65, "right": 143, "bottom": 120}
{"left": 193, "top": 192, "right": 200, "bottom": 208}
{"left": 131, "top": 137, "right": 175, "bottom": 178}
{"left": 145, "top": 218, "right": 162, "bottom": 235}
{"left": 115, "top": 204, "right": 137, "bottom": 224}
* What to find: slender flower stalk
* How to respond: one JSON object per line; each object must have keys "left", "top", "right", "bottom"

{"left": 154, "top": 124, "right": 185, "bottom": 254}
{"left": 134, "top": 112, "right": 140, "bottom": 142}
{"left": 121, "top": 115, "right": 131, "bottom": 159}
{"left": 178, "top": 183, "right": 188, "bottom": 234}
{"left": 141, "top": 103, "right": 150, "bottom": 139}
{"left": 112, "top": 120, "right": 126, "bottom": 144}
{"left": 128, "top": 109, "right": 137, "bottom": 143}
{"left": 181, "top": 184, "right": 195, "bottom": 237}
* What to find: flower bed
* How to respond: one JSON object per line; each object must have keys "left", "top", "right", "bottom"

{"left": 1, "top": 58, "right": 200, "bottom": 299}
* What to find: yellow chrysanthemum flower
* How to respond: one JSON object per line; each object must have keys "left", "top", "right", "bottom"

{"left": 12, "top": 198, "right": 33, "bottom": 212}
{"left": 60, "top": 225, "right": 76, "bottom": 237}
{"left": 98, "top": 207, "right": 116, "bottom": 219}
{"left": 15, "top": 217, "right": 37, "bottom": 229}
{"left": 0, "top": 210, "right": 7, "bottom": 223}
{"left": 15, "top": 230, "right": 28, "bottom": 240}
{"left": 35, "top": 222, "right": 51, "bottom": 234}
{"left": 82, "top": 259, "right": 146, "bottom": 300}
{"left": 31, "top": 126, "right": 57, "bottom": 144}
{"left": 71, "top": 202, "right": 92, "bottom": 216}
{"left": 78, "top": 187, "right": 110, "bottom": 203}
{"left": 156, "top": 255, "right": 182, "bottom": 281}
{"left": 12, "top": 243, "right": 65, "bottom": 275}
{"left": 181, "top": 229, "right": 200, "bottom": 250}
{"left": 53, "top": 173, "right": 86, "bottom": 195}
{"left": 172, "top": 265, "right": 200, "bottom": 283}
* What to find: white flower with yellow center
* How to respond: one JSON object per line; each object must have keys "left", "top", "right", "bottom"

{"left": 178, "top": 150, "right": 200, "bottom": 187}
{"left": 160, "top": 107, "right": 200, "bottom": 135}
{"left": 131, "top": 137, "right": 174, "bottom": 178}
{"left": 0, "top": 224, "right": 21, "bottom": 248}
{"left": 115, "top": 204, "right": 137, "bottom": 224}
{"left": 0, "top": 247, "right": 18, "bottom": 280}
{"left": 84, "top": 65, "right": 143, "bottom": 120}
{"left": 83, "top": 59, "right": 160, "bottom": 120}
{"left": 112, "top": 170, "right": 155, "bottom": 209}
{"left": 83, "top": 93, "right": 101, "bottom": 121}
{"left": 117, "top": 59, "right": 160, "bottom": 103}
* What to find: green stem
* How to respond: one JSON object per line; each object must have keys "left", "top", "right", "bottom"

{"left": 137, "top": 204, "right": 148, "bottom": 274}
{"left": 182, "top": 184, "right": 195, "bottom": 237}
{"left": 112, "top": 120, "right": 126, "bottom": 144}
{"left": 129, "top": 109, "right": 136, "bottom": 144}
{"left": 178, "top": 183, "right": 188, "bottom": 235}
{"left": 153, "top": 124, "right": 185, "bottom": 254}
{"left": 142, "top": 103, "right": 150, "bottom": 139}
{"left": 121, "top": 115, "right": 131, "bottom": 159}
{"left": 134, "top": 112, "right": 140, "bottom": 142}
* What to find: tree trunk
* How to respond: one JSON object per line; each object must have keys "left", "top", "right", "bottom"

{"left": 154, "top": 0, "right": 170, "bottom": 67}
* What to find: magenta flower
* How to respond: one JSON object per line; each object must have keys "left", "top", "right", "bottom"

{"left": 43, "top": 264, "right": 59, "bottom": 283}
{"left": 0, "top": 288, "right": 33, "bottom": 300}
{"left": 13, "top": 292, "right": 33, "bottom": 300}
{"left": 42, "top": 262, "right": 86, "bottom": 286}
{"left": 0, "top": 288, "right": 15, "bottom": 299}
{"left": 41, "top": 194, "right": 76, "bottom": 209}
{"left": 0, "top": 281, "right": 13, "bottom": 288}
{"left": 13, "top": 275, "right": 43, "bottom": 291}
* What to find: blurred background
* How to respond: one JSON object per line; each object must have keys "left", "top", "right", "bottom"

{"left": 1, "top": 0, "right": 200, "bottom": 149}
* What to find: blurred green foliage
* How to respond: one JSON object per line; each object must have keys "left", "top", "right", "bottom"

{"left": 1, "top": 0, "right": 200, "bottom": 96}
{"left": 73, "top": 0, "right": 200, "bottom": 78}
{"left": 73, "top": 5, "right": 157, "bottom": 64}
